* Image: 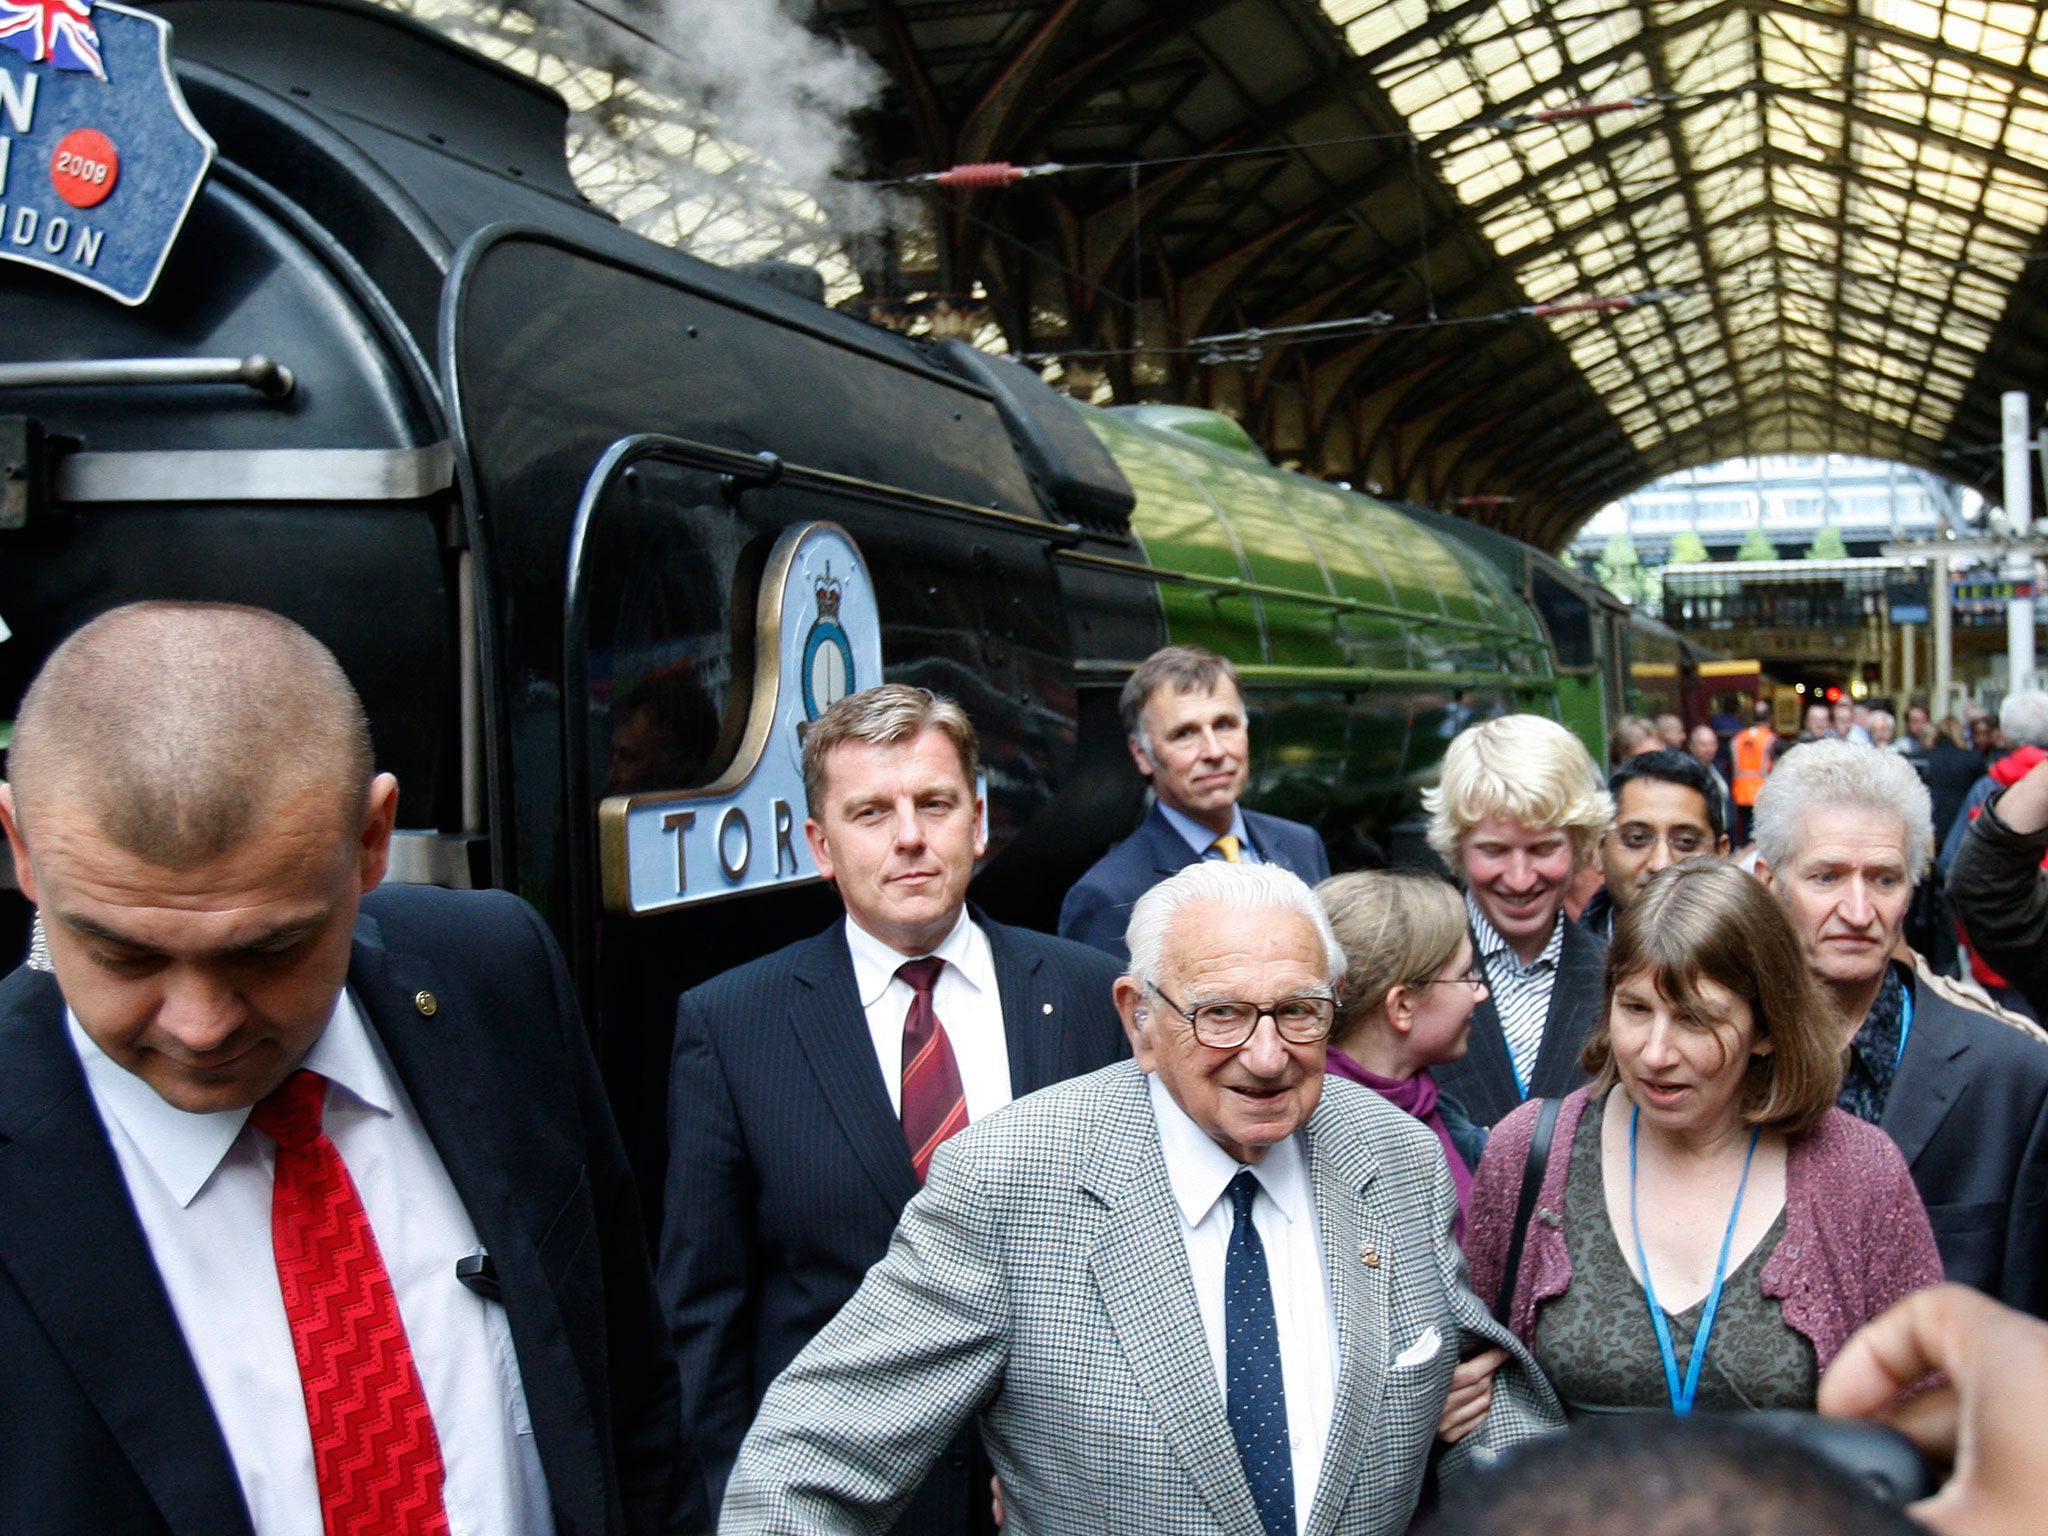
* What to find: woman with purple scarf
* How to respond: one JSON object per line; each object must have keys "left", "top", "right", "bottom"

{"left": 1316, "top": 870, "right": 1490, "bottom": 1234}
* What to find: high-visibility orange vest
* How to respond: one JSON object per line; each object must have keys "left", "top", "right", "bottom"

{"left": 1732, "top": 725, "right": 1776, "bottom": 806}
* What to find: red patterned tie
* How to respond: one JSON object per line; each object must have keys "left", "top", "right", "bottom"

{"left": 898, "top": 957, "right": 969, "bottom": 1182}
{"left": 251, "top": 1070, "right": 451, "bottom": 1536}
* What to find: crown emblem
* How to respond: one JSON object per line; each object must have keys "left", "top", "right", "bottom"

{"left": 814, "top": 567, "right": 843, "bottom": 620}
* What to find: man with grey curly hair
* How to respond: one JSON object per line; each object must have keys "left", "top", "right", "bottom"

{"left": 723, "top": 861, "right": 1563, "bottom": 1534}
{"left": 1423, "top": 714, "right": 1614, "bottom": 1128}
{"left": 1754, "top": 738, "right": 2048, "bottom": 1315}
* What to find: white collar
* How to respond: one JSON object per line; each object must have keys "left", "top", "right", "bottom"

{"left": 67, "top": 990, "right": 394, "bottom": 1208}
{"left": 1146, "top": 1070, "right": 1313, "bottom": 1231}
{"left": 1465, "top": 890, "right": 1564, "bottom": 972}
{"left": 1157, "top": 799, "right": 1253, "bottom": 860}
{"left": 845, "top": 905, "right": 993, "bottom": 1010}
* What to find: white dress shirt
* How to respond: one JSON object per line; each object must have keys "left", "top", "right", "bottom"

{"left": 847, "top": 907, "right": 1012, "bottom": 1121}
{"left": 1467, "top": 891, "right": 1563, "bottom": 1093}
{"left": 1158, "top": 800, "right": 1264, "bottom": 863}
{"left": 1148, "top": 1072, "right": 1336, "bottom": 1532}
{"left": 70, "top": 994, "right": 552, "bottom": 1536}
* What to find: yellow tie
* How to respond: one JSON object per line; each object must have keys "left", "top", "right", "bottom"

{"left": 1211, "top": 834, "right": 1242, "bottom": 863}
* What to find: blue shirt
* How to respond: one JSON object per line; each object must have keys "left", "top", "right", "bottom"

{"left": 1157, "top": 800, "right": 1263, "bottom": 864}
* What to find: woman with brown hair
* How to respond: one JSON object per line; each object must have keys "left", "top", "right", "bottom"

{"left": 1463, "top": 860, "right": 1940, "bottom": 1416}
{"left": 1317, "top": 870, "right": 1489, "bottom": 1229}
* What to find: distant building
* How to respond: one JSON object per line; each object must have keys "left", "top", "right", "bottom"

{"left": 1571, "top": 455, "right": 1971, "bottom": 568}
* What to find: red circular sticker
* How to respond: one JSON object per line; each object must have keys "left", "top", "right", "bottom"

{"left": 51, "top": 129, "right": 119, "bottom": 209}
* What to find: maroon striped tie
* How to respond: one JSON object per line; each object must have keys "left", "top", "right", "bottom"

{"left": 898, "top": 957, "right": 969, "bottom": 1182}
{"left": 252, "top": 1070, "right": 451, "bottom": 1536}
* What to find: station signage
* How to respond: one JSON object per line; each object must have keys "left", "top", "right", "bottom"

{"left": 1953, "top": 576, "right": 2039, "bottom": 630}
{"left": 0, "top": 1, "right": 214, "bottom": 305}
{"left": 1886, "top": 574, "right": 1930, "bottom": 626}
{"left": 599, "top": 521, "right": 883, "bottom": 915}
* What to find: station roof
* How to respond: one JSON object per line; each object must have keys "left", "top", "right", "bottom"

{"left": 388, "top": 0, "right": 2048, "bottom": 551}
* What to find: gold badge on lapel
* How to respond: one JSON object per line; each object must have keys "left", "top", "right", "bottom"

{"left": 413, "top": 990, "right": 439, "bottom": 1017}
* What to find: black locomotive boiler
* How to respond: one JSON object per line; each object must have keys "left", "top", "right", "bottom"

{"left": 0, "top": 0, "right": 1631, "bottom": 1194}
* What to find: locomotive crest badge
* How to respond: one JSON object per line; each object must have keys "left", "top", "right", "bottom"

{"left": 800, "top": 567, "right": 855, "bottom": 720}
{"left": 599, "top": 521, "right": 883, "bottom": 914}
{"left": 0, "top": 0, "right": 213, "bottom": 305}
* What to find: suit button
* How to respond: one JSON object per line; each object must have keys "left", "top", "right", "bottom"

{"left": 414, "top": 990, "right": 438, "bottom": 1017}
{"left": 944, "top": 1450, "right": 969, "bottom": 1470}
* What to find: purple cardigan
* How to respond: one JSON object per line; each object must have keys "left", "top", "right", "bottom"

{"left": 1462, "top": 1086, "right": 1944, "bottom": 1371}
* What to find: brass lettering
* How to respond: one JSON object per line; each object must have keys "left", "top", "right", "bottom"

{"left": 717, "top": 806, "right": 752, "bottom": 881}
{"left": 772, "top": 798, "right": 798, "bottom": 876}
{"left": 663, "top": 809, "right": 696, "bottom": 894}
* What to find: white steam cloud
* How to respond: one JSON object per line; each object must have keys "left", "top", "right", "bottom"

{"left": 533, "top": 0, "right": 899, "bottom": 240}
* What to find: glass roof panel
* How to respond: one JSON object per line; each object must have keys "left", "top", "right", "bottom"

{"left": 1321, "top": 0, "right": 2048, "bottom": 472}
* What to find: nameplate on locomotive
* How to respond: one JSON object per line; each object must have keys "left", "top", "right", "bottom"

{"left": 0, "top": 1, "right": 213, "bottom": 306}
{"left": 598, "top": 521, "right": 884, "bottom": 914}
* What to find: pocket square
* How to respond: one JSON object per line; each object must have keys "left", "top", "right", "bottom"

{"left": 1393, "top": 1326, "right": 1442, "bottom": 1370}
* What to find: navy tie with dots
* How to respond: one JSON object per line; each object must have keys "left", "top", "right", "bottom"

{"left": 1226, "top": 1169, "right": 1295, "bottom": 1536}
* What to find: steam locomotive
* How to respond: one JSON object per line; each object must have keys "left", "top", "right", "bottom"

{"left": 0, "top": 0, "right": 1668, "bottom": 1187}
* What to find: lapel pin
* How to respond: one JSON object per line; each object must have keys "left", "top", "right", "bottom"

{"left": 1042, "top": 1002, "right": 1054, "bottom": 1014}
{"left": 414, "top": 990, "right": 439, "bottom": 1017}
{"left": 1359, "top": 1244, "right": 1381, "bottom": 1268}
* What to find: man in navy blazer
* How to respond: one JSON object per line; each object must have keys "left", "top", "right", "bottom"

{"left": 0, "top": 602, "right": 691, "bottom": 1536}
{"left": 1059, "top": 645, "right": 1331, "bottom": 962}
{"left": 661, "top": 685, "right": 1126, "bottom": 1533}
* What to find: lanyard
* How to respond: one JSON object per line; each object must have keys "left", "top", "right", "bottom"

{"left": 1894, "top": 988, "right": 1915, "bottom": 1076}
{"left": 1629, "top": 1106, "right": 1761, "bottom": 1416}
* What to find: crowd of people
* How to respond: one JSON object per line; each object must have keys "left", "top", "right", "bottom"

{"left": 10, "top": 603, "right": 2048, "bottom": 1536}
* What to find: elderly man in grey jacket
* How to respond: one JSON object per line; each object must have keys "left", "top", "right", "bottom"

{"left": 721, "top": 861, "right": 1562, "bottom": 1536}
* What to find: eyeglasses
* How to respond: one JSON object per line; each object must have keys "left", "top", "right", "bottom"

{"left": 1416, "top": 971, "right": 1487, "bottom": 989}
{"left": 1144, "top": 981, "right": 1336, "bottom": 1048}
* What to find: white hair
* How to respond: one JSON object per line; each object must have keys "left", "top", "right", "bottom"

{"left": 1124, "top": 861, "right": 1346, "bottom": 990}
{"left": 2001, "top": 690, "right": 2048, "bottom": 749}
{"left": 1752, "top": 739, "right": 1934, "bottom": 882}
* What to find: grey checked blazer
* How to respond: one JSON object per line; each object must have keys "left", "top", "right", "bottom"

{"left": 722, "top": 1062, "right": 1563, "bottom": 1536}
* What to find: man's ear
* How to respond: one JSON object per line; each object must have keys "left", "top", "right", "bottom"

{"left": 1753, "top": 855, "right": 1775, "bottom": 892}
{"left": 356, "top": 773, "right": 400, "bottom": 890}
{"left": 1716, "top": 835, "right": 1732, "bottom": 857}
{"left": 0, "top": 784, "right": 34, "bottom": 905}
{"left": 1126, "top": 735, "right": 1154, "bottom": 781}
{"left": 805, "top": 817, "right": 836, "bottom": 883}
{"left": 1114, "top": 975, "right": 1156, "bottom": 1070}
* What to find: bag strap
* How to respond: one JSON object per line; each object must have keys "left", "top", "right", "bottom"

{"left": 1492, "top": 1096, "right": 1562, "bottom": 1328}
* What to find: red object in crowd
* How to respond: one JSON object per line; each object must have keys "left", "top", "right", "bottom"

{"left": 1961, "top": 745, "right": 2048, "bottom": 993}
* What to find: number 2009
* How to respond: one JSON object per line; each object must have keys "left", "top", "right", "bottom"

{"left": 55, "top": 151, "right": 109, "bottom": 185}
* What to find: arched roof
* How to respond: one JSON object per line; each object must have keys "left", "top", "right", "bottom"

{"left": 825, "top": 0, "right": 2048, "bottom": 549}
{"left": 391, "top": 0, "right": 2048, "bottom": 551}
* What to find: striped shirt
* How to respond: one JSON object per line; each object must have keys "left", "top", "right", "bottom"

{"left": 1467, "top": 892, "right": 1564, "bottom": 1095}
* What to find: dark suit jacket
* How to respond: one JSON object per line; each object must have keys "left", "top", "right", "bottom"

{"left": 1057, "top": 803, "right": 1333, "bottom": 962}
{"left": 1891, "top": 960, "right": 2048, "bottom": 1317}
{"left": 1432, "top": 915, "right": 1607, "bottom": 1130}
{"left": 0, "top": 885, "right": 690, "bottom": 1536}
{"left": 660, "top": 911, "right": 1127, "bottom": 1529}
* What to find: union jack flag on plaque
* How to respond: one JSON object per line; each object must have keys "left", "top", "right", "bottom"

{"left": 0, "top": 0, "right": 106, "bottom": 82}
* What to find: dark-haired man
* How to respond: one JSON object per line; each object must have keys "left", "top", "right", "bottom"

{"left": 1059, "top": 644, "right": 1330, "bottom": 962}
{"left": 0, "top": 602, "right": 692, "bottom": 1535}
{"left": 1580, "top": 750, "right": 1730, "bottom": 940}
{"left": 661, "top": 684, "right": 1125, "bottom": 1533}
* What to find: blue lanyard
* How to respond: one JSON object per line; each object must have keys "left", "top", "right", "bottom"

{"left": 1629, "top": 1106, "right": 1761, "bottom": 1416}
{"left": 1894, "top": 988, "right": 1914, "bottom": 1075}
